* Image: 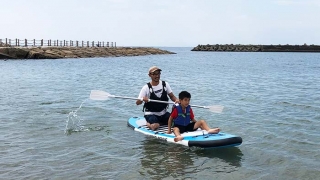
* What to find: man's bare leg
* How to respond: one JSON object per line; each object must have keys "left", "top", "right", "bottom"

{"left": 146, "top": 122, "right": 160, "bottom": 130}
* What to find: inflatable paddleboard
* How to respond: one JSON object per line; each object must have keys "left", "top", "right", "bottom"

{"left": 127, "top": 116, "right": 242, "bottom": 148}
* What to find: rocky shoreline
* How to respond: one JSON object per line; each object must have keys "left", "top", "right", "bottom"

{"left": 0, "top": 46, "right": 175, "bottom": 59}
{"left": 192, "top": 44, "right": 320, "bottom": 52}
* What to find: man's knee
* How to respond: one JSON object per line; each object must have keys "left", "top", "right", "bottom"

{"left": 145, "top": 115, "right": 158, "bottom": 124}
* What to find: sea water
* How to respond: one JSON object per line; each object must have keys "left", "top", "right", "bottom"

{"left": 0, "top": 48, "right": 319, "bottom": 179}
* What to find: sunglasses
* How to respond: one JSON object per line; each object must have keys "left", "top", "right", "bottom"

{"left": 150, "top": 72, "right": 161, "bottom": 76}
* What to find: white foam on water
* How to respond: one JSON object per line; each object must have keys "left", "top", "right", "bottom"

{"left": 65, "top": 99, "right": 88, "bottom": 134}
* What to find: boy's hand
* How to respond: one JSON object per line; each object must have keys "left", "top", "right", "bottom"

{"left": 167, "top": 130, "right": 171, "bottom": 134}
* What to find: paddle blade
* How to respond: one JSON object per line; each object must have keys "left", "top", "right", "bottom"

{"left": 90, "top": 90, "right": 111, "bottom": 100}
{"left": 208, "top": 105, "right": 224, "bottom": 113}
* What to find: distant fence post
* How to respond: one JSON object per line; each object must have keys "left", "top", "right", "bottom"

{"left": 0, "top": 38, "right": 117, "bottom": 47}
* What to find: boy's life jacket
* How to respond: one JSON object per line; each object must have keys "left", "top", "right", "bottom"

{"left": 172, "top": 104, "right": 191, "bottom": 126}
{"left": 143, "top": 81, "right": 169, "bottom": 112}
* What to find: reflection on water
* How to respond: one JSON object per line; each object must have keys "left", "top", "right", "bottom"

{"left": 193, "top": 147, "right": 243, "bottom": 167}
{"left": 139, "top": 137, "right": 243, "bottom": 179}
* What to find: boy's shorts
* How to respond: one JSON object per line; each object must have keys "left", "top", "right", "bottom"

{"left": 174, "top": 122, "right": 196, "bottom": 133}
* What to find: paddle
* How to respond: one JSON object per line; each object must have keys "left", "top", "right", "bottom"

{"left": 89, "top": 90, "right": 224, "bottom": 113}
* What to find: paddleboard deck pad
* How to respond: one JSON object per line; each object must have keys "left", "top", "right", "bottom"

{"left": 127, "top": 116, "right": 242, "bottom": 148}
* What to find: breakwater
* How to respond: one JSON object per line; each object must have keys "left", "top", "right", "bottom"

{"left": 0, "top": 38, "right": 175, "bottom": 59}
{"left": 0, "top": 46, "right": 175, "bottom": 59}
{"left": 192, "top": 44, "right": 320, "bottom": 52}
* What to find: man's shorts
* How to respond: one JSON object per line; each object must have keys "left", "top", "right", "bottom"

{"left": 144, "top": 112, "right": 170, "bottom": 125}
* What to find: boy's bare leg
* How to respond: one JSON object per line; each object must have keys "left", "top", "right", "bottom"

{"left": 173, "top": 127, "right": 183, "bottom": 142}
{"left": 194, "top": 120, "right": 220, "bottom": 134}
{"left": 207, "top": 128, "right": 220, "bottom": 134}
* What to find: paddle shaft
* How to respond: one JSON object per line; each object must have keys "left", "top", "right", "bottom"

{"left": 110, "top": 95, "right": 211, "bottom": 109}
{"left": 110, "top": 95, "right": 174, "bottom": 104}
{"left": 89, "top": 90, "right": 221, "bottom": 111}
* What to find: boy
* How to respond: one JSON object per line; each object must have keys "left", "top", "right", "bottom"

{"left": 167, "top": 91, "right": 220, "bottom": 142}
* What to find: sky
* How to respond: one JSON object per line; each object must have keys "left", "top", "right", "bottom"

{"left": 1, "top": 0, "right": 320, "bottom": 47}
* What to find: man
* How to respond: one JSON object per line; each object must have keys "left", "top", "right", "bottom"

{"left": 136, "top": 66, "right": 179, "bottom": 130}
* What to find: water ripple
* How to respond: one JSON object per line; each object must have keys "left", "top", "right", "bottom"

{"left": 0, "top": 49, "right": 320, "bottom": 179}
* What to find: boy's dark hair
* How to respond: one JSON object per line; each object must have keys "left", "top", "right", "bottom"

{"left": 179, "top": 91, "right": 191, "bottom": 100}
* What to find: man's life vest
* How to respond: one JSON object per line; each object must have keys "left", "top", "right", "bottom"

{"left": 143, "top": 81, "right": 169, "bottom": 112}
{"left": 173, "top": 105, "right": 191, "bottom": 126}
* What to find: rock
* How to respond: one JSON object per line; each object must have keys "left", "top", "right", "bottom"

{"left": 192, "top": 44, "right": 320, "bottom": 52}
{"left": 0, "top": 47, "right": 175, "bottom": 59}
{"left": 0, "top": 47, "right": 29, "bottom": 58}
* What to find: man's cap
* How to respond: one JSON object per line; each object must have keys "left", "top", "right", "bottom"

{"left": 148, "top": 66, "right": 162, "bottom": 73}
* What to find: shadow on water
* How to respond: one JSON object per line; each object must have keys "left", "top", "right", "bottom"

{"left": 139, "top": 137, "right": 243, "bottom": 179}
